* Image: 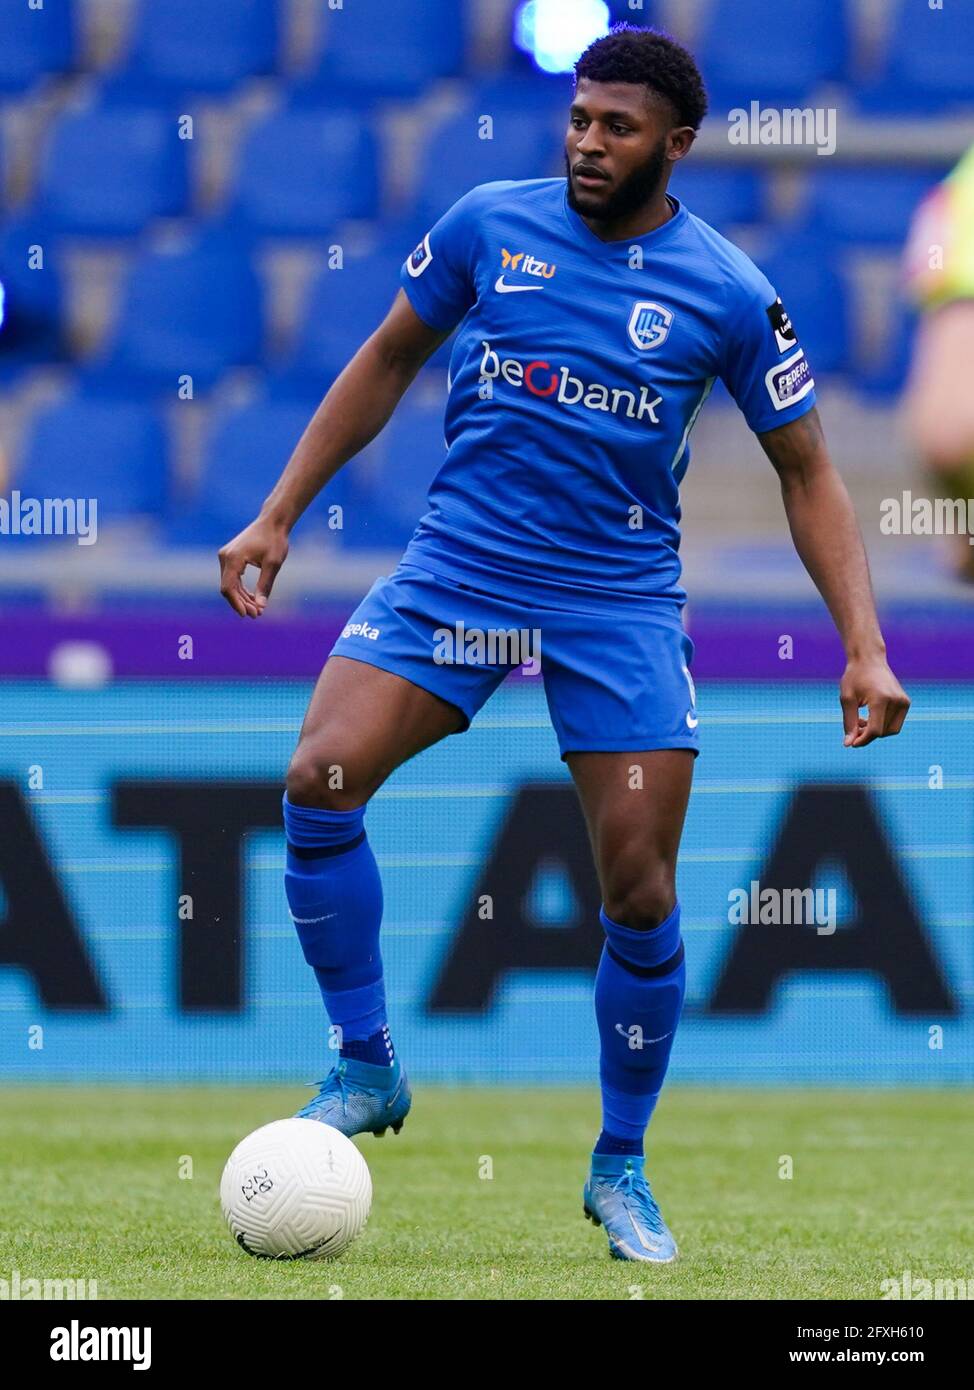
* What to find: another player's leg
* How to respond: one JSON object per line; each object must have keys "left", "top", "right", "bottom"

{"left": 284, "top": 654, "right": 465, "bottom": 1137}
{"left": 567, "top": 748, "right": 694, "bottom": 1262}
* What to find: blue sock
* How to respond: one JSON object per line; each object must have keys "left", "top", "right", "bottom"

{"left": 594, "top": 902, "right": 686, "bottom": 1154}
{"left": 282, "top": 791, "right": 393, "bottom": 1066}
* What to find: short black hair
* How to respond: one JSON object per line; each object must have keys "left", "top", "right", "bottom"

{"left": 574, "top": 25, "right": 708, "bottom": 132}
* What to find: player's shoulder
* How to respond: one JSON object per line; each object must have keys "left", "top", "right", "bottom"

{"left": 679, "top": 203, "right": 775, "bottom": 308}
{"left": 450, "top": 177, "right": 565, "bottom": 218}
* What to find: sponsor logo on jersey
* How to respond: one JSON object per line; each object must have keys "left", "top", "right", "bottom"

{"left": 627, "top": 301, "right": 673, "bottom": 351}
{"left": 478, "top": 341, "right": 663, "bottom": 425}
{"left": 500, "top": 247, "right": 557, "bottom": 279}
{"left": 406, "top": 233, "right": 433, "bottom": 278}
{"left": 766, "top": 296, "right": 797, "bottom": 354}
{"left": 765, "top": 349, "right": 815, "bottom": 410}
{"left": 341, "top": 621, "right": 381, "bottom": 641}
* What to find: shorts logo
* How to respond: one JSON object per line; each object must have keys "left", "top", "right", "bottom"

{"left": 406, "top": 233, "right": 433, "bottom": 278}
{"left": 627, "top": 301, "right": 673, "bottom": 351}
{"left": 682, "top": 662, "right": 699, "bottom": 729}
{"left": 766, "top": 296, "right": 797, "bottom": 354}
{"left": 765, "top": 348, "right": 815, "bottom": 411}
{"left": 341, "top": 621, "right": 381, "bottom": 641}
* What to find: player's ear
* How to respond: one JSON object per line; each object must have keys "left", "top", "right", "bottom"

{"left": 667, "top": 127, "right": 696, "bottom": 162}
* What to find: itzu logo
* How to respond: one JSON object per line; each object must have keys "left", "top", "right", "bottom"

{"left": 499, "top": 247, "right": 556, "bottom": 279}
{"left": 341, "top": 621, "right": 380, "bottom": 641}
{"left": 627, "top": 301, "right": 673, "bottom": 351}
{"left": 478, "top": 341, "right": 662, "bottom": 425}
{"left": 765, "top": 349, "right": 814, "bottom": 411}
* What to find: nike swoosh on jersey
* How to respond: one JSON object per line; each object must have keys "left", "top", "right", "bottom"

{"left": 494, "top": 276, "right": 544, "bottom": 293}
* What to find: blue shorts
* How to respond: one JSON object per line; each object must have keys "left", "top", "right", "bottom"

{"left": 329, "top": 562, "right": 700, "bottom": 760}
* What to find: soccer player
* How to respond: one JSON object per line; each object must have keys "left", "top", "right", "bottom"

{"left": 218, "top": 27, "right": 910, "bottom": 1263}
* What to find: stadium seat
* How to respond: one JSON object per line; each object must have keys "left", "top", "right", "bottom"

{"left": 300, "top": 0, "right": 466, "bottom": 102}
{"left": 228, "top": 108, "right": 379, "bottom": 236}
{"left": 166, "top": 395, "right": 343, "bottom": 545}
{"left": 757, "top": 234, "right": 850, "bottom": 376}
{"left": 697, "top": 0, "right": 851, "bottom": 109}
{"left": 0, "top": 0, "right": 76, "bottom": 92}
{"left": 0, "top": 215, "right": 65, "bottom": 374}
{"left": 34, "top": 105, "right": 189, "bottom": 237}
{"left": 669, "top": 167, "right": 765, "bottom": 231}
{"left": 411, "top": 104, "right": 562, "bottom": 226}
{"left": 856, "top": 0, "right": 974, "bottom": 112}
{"left": 108, "top": 0, "right": 280, "bottom": 94}
{"left": 796, "top": 168, "right": 946, "bottom": 247}
{"left": 339, "top": 385, "right": 445, "bottom": 550}
{"left": 18, "top": 395, "right": 167, "bottom": 523}
{"left": 281, "top": 249, "right": 405, "bottom": 387}
{"left": 90, "top": 231, "right": 262, "bottom": 391}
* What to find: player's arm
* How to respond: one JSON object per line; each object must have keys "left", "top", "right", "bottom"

{"left": 218, "top": 290, "right": 452, "bottom": 618}
{"left": 904, "top": 301, "right": 974, "bottom": 471}
{"left": 758, "top": 407, "right": 910, "bottom": 746}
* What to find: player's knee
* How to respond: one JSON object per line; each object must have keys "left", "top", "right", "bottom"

{"left": 285, "top": 738, "right": 375, "bottom": 812}
{"left": 603, "top": 867, "right": 676, "bottom": 931}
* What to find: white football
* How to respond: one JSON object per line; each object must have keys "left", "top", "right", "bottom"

{"left": 220, "top": 1118, "right": 372, "bottom": 1260}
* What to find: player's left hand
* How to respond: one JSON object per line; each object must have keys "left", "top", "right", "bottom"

{"left": 839, "top": 658, "right": 910, "bottom": 747}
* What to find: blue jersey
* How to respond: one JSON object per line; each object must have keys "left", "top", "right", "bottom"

{"left": 398, "top": 178, "right": 815, "bottom": 612}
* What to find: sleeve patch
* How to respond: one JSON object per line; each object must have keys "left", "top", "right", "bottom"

{"left": 406, "top": 233, "right": 433, "bottom": 278}
{"left": 765, "top": 348, "right": 815, "bottom": 411}
{"left": 766, "top": 296, "right": 798, "bottom": 354}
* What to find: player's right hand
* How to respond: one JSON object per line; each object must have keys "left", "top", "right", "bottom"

{"left": 218, "top": 516, "right": 290, "bottom": 619}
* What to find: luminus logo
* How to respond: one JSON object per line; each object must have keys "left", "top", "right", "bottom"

{"left": 500, "top": 247, "right": 556, "bottom": 279}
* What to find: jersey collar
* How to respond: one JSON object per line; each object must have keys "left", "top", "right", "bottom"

{"left": 562, "top": 183, "right": 687, "bottom": 254}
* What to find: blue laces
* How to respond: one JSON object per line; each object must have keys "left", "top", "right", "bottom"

{"left": 297, "top": 1062, "right": 350, "bottom": 1118}
{"left": 610, "top": 1163, "right": 666, "bottom": 1234}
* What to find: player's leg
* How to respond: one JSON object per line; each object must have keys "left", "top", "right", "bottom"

{"left": 568, "top": 747, "right": 694, "bottom": 1261}
{"left": 283, "top": 654, "right": 466, "bottom": 1137}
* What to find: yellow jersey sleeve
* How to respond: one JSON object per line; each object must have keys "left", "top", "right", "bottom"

{"left": 904, "top": 143, "right": 974, "bottom": 311}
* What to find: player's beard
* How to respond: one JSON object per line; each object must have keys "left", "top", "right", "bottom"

{"left": 565, "top": 136, "right": 669, "bottom": 223}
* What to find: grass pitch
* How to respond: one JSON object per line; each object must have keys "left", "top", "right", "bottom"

{"left": 1, "top": 1086, "right": 970, "bottom": 1301}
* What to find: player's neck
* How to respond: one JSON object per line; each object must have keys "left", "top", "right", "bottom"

{"left": 579, "top": 191, "right": 676, "bottom": 244}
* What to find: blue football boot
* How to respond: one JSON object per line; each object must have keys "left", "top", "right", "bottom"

{"left": 583, "top": 1154, "right": 678, "bottom": 1263}
{"left": 295, "top": 1056, "right": 411, "bottom": 1138}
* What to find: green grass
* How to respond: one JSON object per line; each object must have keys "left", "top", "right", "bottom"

{"left": 1, "top": 1087, "right": 971, "bottom": 1300}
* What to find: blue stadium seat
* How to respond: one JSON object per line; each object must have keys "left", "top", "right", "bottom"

{"left": 91, "top": 231, "right": 262, "bottom": 391}
{"left": 111, "top": 0, "right": 279, "bottom": 94}
{"left": 18, "top": 395, "right": 167, "bottom": 523}
{"left": 856, "top": 0, "right": 974, "bottom": 112}
{"left": 669, "top": 167, "right": 765, "bottom": 231}
{"left": 339, "top": 385, "right": 445, "bottom": 550}
{"left": 697, "top": 0, "right": 850, "bottom": 109}
{"left": 0, "top": 215, "right": 65, "bottom": 374}
{"left": 166, "top": 396, "right": 342, "bottom": 545}
{"left": 282, "top": 249, "right": 404, "bottom": 386}
{"left": 35, "top": 105, "right": 189, "bottom": 237}
{"left": 756, "top": 234, "right": 850, "bottom": 375}
{"left": 411, "top": 104, "right": 562, "bottom": 226}
{"left": 300, "top": 0, "right": 466, "bottom": 101}
{"left": 797, "top": 168, "right": 945, "bottom": 247}
{"left": 0, "top": 0, "right": 76, "bottom": 92}
{"left": 229, "top": 108, "right": 379, "bottom": 235}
